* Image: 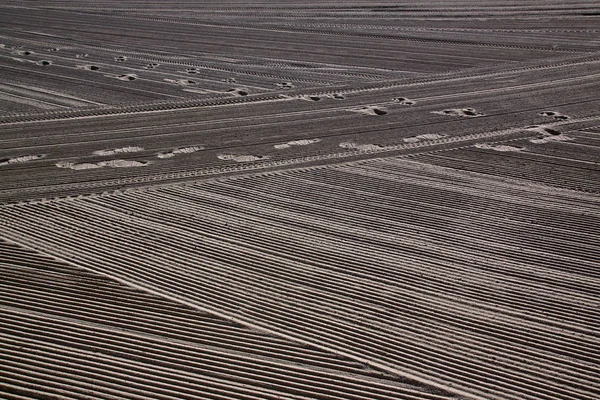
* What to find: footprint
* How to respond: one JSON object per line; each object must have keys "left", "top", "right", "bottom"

{"left": 526, "top": 126, "right": 572, "bottom": 144}
{"left": 97, "top": 160, "right": 149, "bottom": 168}
{"left": 114, "top": 74, "right": 137, "bottom": 81}
{"left": 57, "top": 159, "right": 150, "bottom": 170}
{"left": 328, "top": 93, "right": 345, "bottom": 100}
{"left": 300, "top": 95, "right": 322, "bottom": 102}
{"left": 349, "top": 106, "right": 388, "bottom": 116}
{"left": 403, "top": 133, "right": 446, "bottom": 143}
{"left": 145, "top": 63, "right": 160, "bottom": 69}
{"left": 217, "top": 154, "right": 268, "bottom": 162}
{"left": 0, "top": 154, "right": 45, "bottom": 166}
{"left": 539, "top": 111, "right": 569, "bottom": 121}
{"left": 276, "top": 82, "right": 295, "bottom": 89}
{"left": 339, "top": 142, "right": 383, "bottom": 151}
{"left": 186, "top": 68, "right": 198, "bottom": 74}
{"left": 157, "top": 146, "right": 203, "bottom": 159}
{"left": 474, "top": 143, "right": 524, "bottom": 152}
{"left": 530, "top": 135, "right": 573, "bottom": 144}
{"left": 37, "top": 60, "right": 52, "bottom": 66}
{"left": 228, "top": 88, "right": 249, "bottom": 96}
{"left": 77, "top": 65, "right": 100, "bottom": 71}
{"left": 93, "top": 146, "right": 144, "bottom": 156}
{"left": 56, "top": 161, "right": 103, "bottom": 170}
{"left": 222, "top": 77, "right": 236, "bottom": 83}
{"left": 539, "top": 111, "right": 557, "bottom": 117}
{"left": 164, "top": 78, "right": 197, "bottom": 86}
{"left": 114, "top": 56, "right": 128, "bottom": 62}
{"left": 76, "top": 53, "right": 89, "bottom": 59}
{"left": 432, "top": 108, "right": 483, "bottom": 117}
{"left": 12, "top": 50, "right": 33, "bottom": 56}
{"left": 393, "top": 97, "right": 415, "bottom": 105}
{"left": 274, "top": 138, "right": 320, "bottom": 149}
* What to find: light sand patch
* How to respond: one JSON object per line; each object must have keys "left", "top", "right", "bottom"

{"left": 93, "top": 146, "right": 144, "bottom": 156}
{"left": 56, "top": 161, "right": 102, "bottom": 170}
{"left": 217, "top": 154, "right": 268, "bottom": 162}
{"left": 98, "top": 160, "right": 149, "bottom": 168}
{"left": 182, "top": 88, "right": 223, "bottom": 95}
{"left": 339, "top": 142, "right": 383, "bottom": 151}
{"left": 57, "top": 159, "right": 150, "bottom": 170}
{"left": 274, "top": 139, "right": 321, "bottom": 149}
{"left": 0, "top": 154, "right": 45, "bottom": 166}
{"left": 157, "top": 146, "right": 204, "bottom": 159}
{"left": 403, "top": 133, "right": 447, "bottom": 143}
{"left": 530, "top": 134, "right": 573, "bottom": 144}
{"left": 432, "top": 108, "right": 483, "bottom": 117}
{"left": 474, "top": 143, "right": 525, "bottom": 152}
{"left": 11, "top": 57, "right": 37, "bottom": 64}
{"left": 348, "top": 106, "right": 388, "bottom": 116}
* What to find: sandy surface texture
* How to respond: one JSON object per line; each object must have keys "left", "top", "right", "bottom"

{"left": 1, "top": 2, "right": 599, "bottom": 400}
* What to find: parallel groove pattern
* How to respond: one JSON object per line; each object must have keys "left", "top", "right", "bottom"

{"left": 1, "top": 152, "right": 598, "bottom": 400}
{"left": 1, "top": 2, "right": 599, "bottom": 400}
{"left": 0, "top": 239, "right": 446, "bottom": 400}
